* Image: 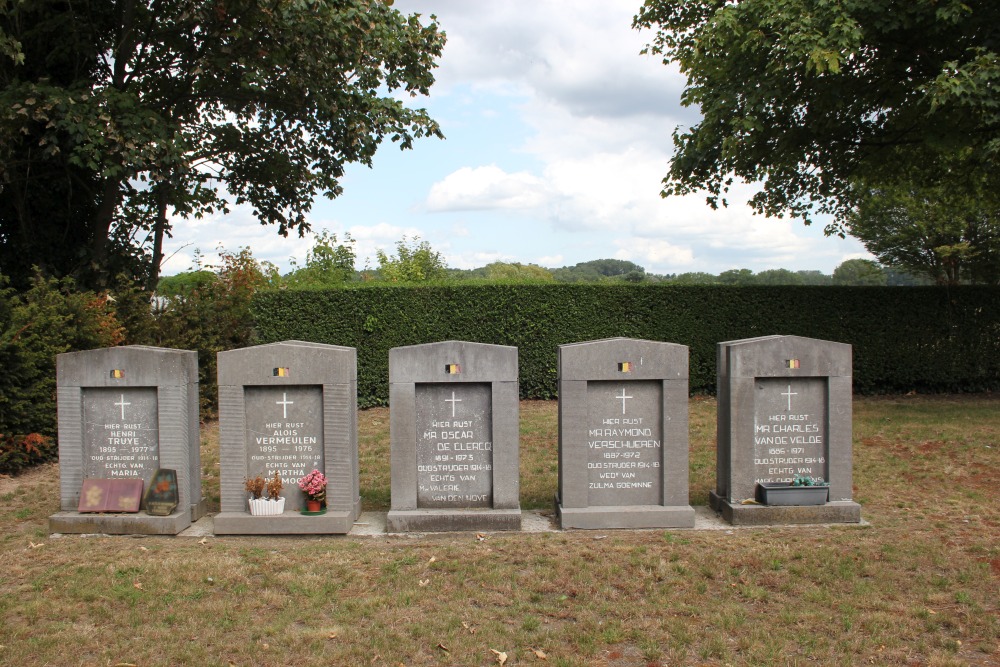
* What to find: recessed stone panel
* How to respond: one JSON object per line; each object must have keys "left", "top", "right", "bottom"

{"left": 752, "top": 378, "right": 828, "bottom": 485}
{"left": 415, "top": 382, "right": 493, "bottom": 508}
{"left": 586, "top": 380, "right": 662, "bottom": 506}
{"left": 244, "top": 385, "right": 324, "bottom": 510}
{"left": 83, "top": 387, "right": 160, "bottom": 483}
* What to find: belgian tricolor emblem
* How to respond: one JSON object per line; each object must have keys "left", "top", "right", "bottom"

{"left": 110, "top": 369, "right": 124, "bottom": 379}
{"left": 785, "top": 359, "right": 800, "bottom": 369}
{"left": 618, "top": 362, "right": 633, "bottom": 373}
{"left": 445, "top": 364, "right": 461, "bottom": 375}
{"left": 273, "top": 367, "right": 290, "bottom": 377}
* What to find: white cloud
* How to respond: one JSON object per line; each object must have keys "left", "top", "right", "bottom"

{"left": 614, "top": 238, "right": 694, "bottom": 269}
{"left": 445, "top": 250, "right": 511, "bottom": 270}
{"left": 426, "top": 165, "right": 549, "bottom": 211}
{"left": 536, "top": 254, "right": 564, "bottom": 267}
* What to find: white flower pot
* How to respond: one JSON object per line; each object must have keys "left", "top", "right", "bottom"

{"left": 248, "top": 497, "right": 286, "bottom": 516}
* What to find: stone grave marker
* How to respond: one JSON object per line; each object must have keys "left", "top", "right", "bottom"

{"left": 49, "top": 345, "right": 204, "bottom": 534}
{"left": 711, "top": 335, "right": 861, "bottom": 525}
{"left": 557, "top": 338, "right": 695, "bottom": 529}
{"left": 213, "top": 340, "right": 360, "bottom": 534}
{"left": 387, "top": 341, "right": 520, "bottom": 532}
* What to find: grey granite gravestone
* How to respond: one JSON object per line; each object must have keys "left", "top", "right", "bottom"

{"left": 556, "top": 338, "right": 695, "bottom": 529}
{"left": 387, "top": 341, "right": 520, "bottom": 532}
{"left": 711, "top": 335, "right": 861, "bottom": 525}
{"left": 213, "top": 341, "right": 361, "bottom": 534}
{"left": 49, "top": 345, "right": 204, "bottom": 534}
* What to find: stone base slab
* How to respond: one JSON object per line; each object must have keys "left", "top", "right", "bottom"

{"left": 386, "top": 508, "right": 521, "bottom": 533}
{"left": 190, "top": 499, "right": 209, "bottom": 522}
{"left": 213, "top": 509, "right": 356, "bottom": 535}
{"left": 710, "top": 491, "right": 862, "bottom": 526}
{"left": 556, "top": 498, "right": 695, "bottom": 530}
{"left": 49, "top": 510, "right": 191, "bottom": 535}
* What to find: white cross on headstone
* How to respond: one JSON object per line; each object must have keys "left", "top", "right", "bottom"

{"left": 115, "top": 394, "right": 130, "bottom": 421}
{"left": 616, "top": 387, "right": 633, "bottom": 415}
{"left": 781, "top": 384, "right": 798, "bottom": 411}
{"left": 445, "top": 391, "right": 462, "bottom": 418}
{"left": 276, "top": 392, "right": 294, "bottom": 419}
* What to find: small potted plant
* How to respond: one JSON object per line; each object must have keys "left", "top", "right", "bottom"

{"left": 246, "top": 472, "right": 286, "bottom": 516}
{"left": 757, "top": 474, "right": 829, "bottom": 506}
{"left": 297, "top": 469, "right": 327, "bottom": 514}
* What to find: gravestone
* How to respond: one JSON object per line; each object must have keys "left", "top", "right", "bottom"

{"left": 711, "top": 335, "right": 861, "bottom": 525}
{"left": 387, "top": 341, "right": 520, "bottom": 532}
{"left": 213, "top": 340, "right": 361, "bottom": 534}
{"left": 49, "top": 345, "right": 204, "bottom": 534}
{"left": 556, "top": 338, "right": 695, "bottom": 529}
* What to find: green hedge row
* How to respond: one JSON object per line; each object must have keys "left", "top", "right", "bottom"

{"left": 251, "top": 285, "right": 1000, "bottom": 407}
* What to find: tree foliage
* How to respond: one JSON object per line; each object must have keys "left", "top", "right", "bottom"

{"left": 0, "top": 273, "right": 123, "bottom": 437}
{"left": 832, "top": 259, "right": 887, "bottom": 286}
{"left": 634, "top": 0, "right": 1000, "bottom": 231}
{"left": 0, "top": 0, "right": 444, "bottom": 289}
{"left": 846, "top": 163, "right": 1000, "bottom": 285}
{"left": 374, "top": 236, "right": 448, "bottom": 283}
{"left": 284, "top": 231, "right": 357, "bottom": 287}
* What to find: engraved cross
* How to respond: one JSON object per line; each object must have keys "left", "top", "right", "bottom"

{"left": 115, "top": 394, "right": 131, "bottom": 421}
{"left": 781, "top": 384, "right": 797, "bottom": 411}
{"left": 445, "top": 391, "right": 462, "bottom": 418}
{"left": 616, "top": 387, "right": 632, "bottom": 415}
{"left": 276, "top": 392, "right": 294, "bottom": 419}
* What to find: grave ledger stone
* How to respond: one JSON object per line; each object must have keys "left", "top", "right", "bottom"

{"left": 49, "top": 345, "right": 204, "bottom": 534}
{"left": 387, "top": 341, "right": 521, "bottom": 532}
{"left": 711, "top": 335, "right": 862, "bottom": 525}
{"left": 213, "top": 341, "right": 361, "bottom": 534}
{"left": 557, "top": 338, "right": 695, "bottom": 529}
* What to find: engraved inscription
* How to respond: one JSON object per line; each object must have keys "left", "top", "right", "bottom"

{"left": 245, "top": 385, "right": 323, "bottom": 510}
{"left": 83, "top": 387, "right": 160, "bottom": 484}
{"left": 586, "top": 380, "right": 663, "bottom": 506}
{"left": 752, "top": 378, "right": 828, "bottom": 484}
{"left": 416, "top": 383, "right": 493, "bottom": 508}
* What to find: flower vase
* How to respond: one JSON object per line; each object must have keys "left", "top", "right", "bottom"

{"left": 306, "top": 499, "right": 322, "bottom": 512}
{"left": 248, "top": 496, "right": 286, "bottom": 516}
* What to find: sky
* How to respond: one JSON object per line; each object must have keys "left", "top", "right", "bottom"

{"left": 160, "top": 0, "right": 873, "bottom": 278}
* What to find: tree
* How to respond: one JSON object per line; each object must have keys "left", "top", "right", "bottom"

{"left": 668, "top": 272, "right": 717, "bottom": 285}
{"left": 755, "top": 269, "right": 803, "bottom": 285}
{"left": 832, "top": 259, "right": 887, "bottom": 286}
{"left": 718, "top": 269, "right": 755, "bottom": 285}
{"left": 1, "top": 0, "right": 445, "bottom": 289}
{"left": 284, "top": 231, "right": 357, "bottom": 287}
{"left": 795, "top": 270, "right": 833, "bottom": 286}
{"left": 846, "top": 164, "right": 1000, "bottom": 285}
{"left": 634, "top": 0, "right": 1000, "bottom": 232}
{"left": 552, "top": 259, "right": 646, "bottom": 283}
{"left": 482, "top": 262, "right": 554, "bottom": 282}
{"left": 374, "top": 236, "right": 448, "bottom": 283}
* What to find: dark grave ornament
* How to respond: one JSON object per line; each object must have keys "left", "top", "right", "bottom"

{"left": 143, "top": 468, "right": 180, "bottom": 516}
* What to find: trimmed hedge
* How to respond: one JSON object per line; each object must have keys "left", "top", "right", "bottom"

{"left": 251, "top": 285, "right": 1000, "bottom": 406}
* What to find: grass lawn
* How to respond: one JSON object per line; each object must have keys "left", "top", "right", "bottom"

{"left": 0, "top": 395, "right": 997, "bottom": 666}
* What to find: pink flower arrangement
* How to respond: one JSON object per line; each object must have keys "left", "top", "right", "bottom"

{"left": 297, "top": 469, "right": 327, "bottom": 503}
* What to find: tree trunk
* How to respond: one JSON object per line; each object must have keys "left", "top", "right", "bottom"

{"left": 90, "top": 177, "right": 122, "bottom": 287}
{"left": 147, "top": 184, "right": 169, "bottom": 292}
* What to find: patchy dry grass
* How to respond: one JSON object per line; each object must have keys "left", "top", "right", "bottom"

{"left": 0, "top": 395, "right": 997, "bottom": 666}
